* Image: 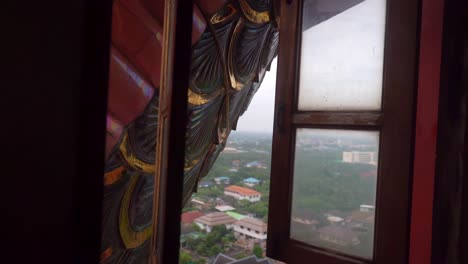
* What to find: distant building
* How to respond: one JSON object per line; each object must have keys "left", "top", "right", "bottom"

{"left": 198, "top": 180, "right": 214, "bottom": 188}
{"left": 191, "top": 198, "right": 210, "bottom": 210}
{"left": 215, "top": 197, "right": 226, "bottom": 206}
{"left": 360, "top": 204, "right": 375, "bottom": 212}
{"left": 233, "top": 217, "right": 268, "bottom": 240}
{"left": 224, "top": 185, "right": 261, "bottom": 202}
{"left": 327, "top": 215, "right": 344, "bottom": 224}
{"left": 223, "top": 147, "right": 246, "bottom": 153}
{"left": 359, "top": 169, "right": 378, "bottom": 178}
{"left": 232, "top": 160, "right": 241, "bottom": 168}
{"left": 291, "top": 217, "right": 319, "bottom": 230}
{"left": 213, "top": 254, "right": 272, "bottom": 264}
{"left": 181, "top": 211, "right": 204, "bottom": 225}
{"left": 317, "top": 226, "right": 360, "bottom": 246}
{"left": 194, "top": 212, "right": 237, "bottom": 233}
{"left": 346, "top": 209, "right": 375, "bottom": 231}
{"left": 342, "top": 151, "right": 377, "bottom": 165}
{"left": 245, "top": 161, "right": 266, "bottom": 169}
{"left": 215, "top": 205, "right": 235, "bottom": 212}
{"left": 226, "top": 211, "right": 247, "bottom": 221}
{"left": 214, "top": 176, "right": 231, "bottom": 185}
{"left": 243, "top": 177, "right": 261, "bottom": 187}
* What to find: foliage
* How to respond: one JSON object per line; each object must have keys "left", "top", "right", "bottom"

{"left": 292, "top": 148, "right": 377, "bottom": 214}
{"left": 179, "top": 251, "right": 191, "bottom": 264}
{"left": 191, "top": 223, "right": 201, "bottom": 232}
{"left": 234, "top": 252, "right": 249, "bottom": 260}
{"left": 179, "top": 250, "right": 206, "bottom": 264}
{"left": 252, "top": 245, "right": 263, "bottom": 258}
{"left": 183, "top": 132, "right": 378, "bottom": 260}
{"left": 197, "top": 186, "right": 222, "bottom": 198}
{"left": 183, "top": 225, "right": 236, "bottom": 257}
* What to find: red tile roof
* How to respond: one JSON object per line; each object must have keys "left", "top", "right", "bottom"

{"left": 181, "top": 211, "right": 204, "bottom": 224}
{"left": 224, "top": 185, "right": 261, "bottom": 196}
{"left": 194, "top": 212, "right": 237, "bottom": 226}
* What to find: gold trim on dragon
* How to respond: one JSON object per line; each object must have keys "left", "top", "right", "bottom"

{"left": 188, "top": 88, "right": 222, "bottom": 105}
{"left": 239, "top": 0, "right": 271, "bottom": 24}
{"left": 210, "top": 4, "right": 238, "bottom": 24}
{"left": 119, "top": 174, "right": 153, "bottom": 249}
{"left": 119, "top": 134, "right": 156, "bottom": 173}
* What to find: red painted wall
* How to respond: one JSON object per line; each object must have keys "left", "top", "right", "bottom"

{"left": 409, "top": 0, "right": 445, "bottom": 263}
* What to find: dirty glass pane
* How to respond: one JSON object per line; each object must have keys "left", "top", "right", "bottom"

{"left": 290, "top": 129, "right": 379, "bottom": 259}
{"left": 298, "top": 0, "right": 387, "bottom": 110}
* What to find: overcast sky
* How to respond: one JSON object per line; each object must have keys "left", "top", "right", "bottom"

{"left": 234, "top": 0, "right": 385, "bottom": 132}
{"left": 235, "top": 58, "right": 277, "bottom": 133}
{"left": 299, "top": 0, "right": 385, "bottom": 110}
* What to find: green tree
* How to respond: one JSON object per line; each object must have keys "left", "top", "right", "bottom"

{"left": 194, "top": 259, "right": 206, "bottom": 264}
{"left": 191, "top": 223, "right": 201, "bottom": 232}
{"left": 234, "top": 252, "right": 248, "bottom": 259}
{"left": 252, "top": 245, "right": 263, "bottom": 258}
{"left": 179, "top": 251, "right": 193, "bottom": 264}
{"left": 207, "top": 245, "right": 222, "bottom": 256}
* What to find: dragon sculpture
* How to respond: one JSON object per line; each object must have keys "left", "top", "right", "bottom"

{"left": 100, "top": 0, "right": 364, "bottom": 262}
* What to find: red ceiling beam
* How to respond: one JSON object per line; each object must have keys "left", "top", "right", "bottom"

{"left": 409, "top": 0, "right": 445, "bottom": 263}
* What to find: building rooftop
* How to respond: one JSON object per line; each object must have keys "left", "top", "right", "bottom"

{"left": 191, "top": 198, "right": 206, "bottom": 205}
{"left": 216, "top": 205, "right": 235, "bottom": 212}
{"left": 199, "top": 180, "right": 214, "bottom": 186}
{"left": 243, "top": 177, "right": 261, "bottom": 183}
{"left": 349, "top": 210, "right": 374, "bottom": 224}
{"left": 215, "top": 176, "right": 231, "bottom": 180}
{"left": 327, "top": 216, "right": 344, "bottom": 223}
{"left": 181, "top": 211, "right": 204, "bottom": 224}
{"left": 245, "top": 161, "right": 262, "bottom": 166}
{"left": 225, "top": 185, "right": 261, "bottom": 196}
{"left": 234, "top": 217, "right": 268, "bottom": 233}
{"left": 317, "top": 226, "right": 358, "bottom": 241}
{"left": 226, "top": 211, "right": 247, "bottom": 220}
{"left": 213, "top": 254, "right": 272, "bottom": 264}
{"left": 194, "top": 212, "right": 237, "bottom": 226}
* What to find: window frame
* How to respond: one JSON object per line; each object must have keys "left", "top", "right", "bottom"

{"left": 151, "top": 0, "right": 194, "bottom": 263}
{"left": 266, "top": 0, "right": 420, "bottom": 263}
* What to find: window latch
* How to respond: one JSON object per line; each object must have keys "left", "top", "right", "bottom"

{"left": 276, "top": 103, "right": 285, "bottom": 133}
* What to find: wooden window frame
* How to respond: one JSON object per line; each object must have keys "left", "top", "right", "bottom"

{"left": 267, "top": 0, "right": 419, "bottom": 263}
{"left": 151, "top": 0, "right": 194, "bottom": 263}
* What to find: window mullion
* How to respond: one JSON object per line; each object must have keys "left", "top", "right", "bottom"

{"left": 292, "top": 112, "right": 383, "bottom": 127}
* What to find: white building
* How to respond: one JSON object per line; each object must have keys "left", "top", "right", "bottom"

{"left": 360, "top": 204, "right": 375, "bottom": 212}
{"left": 224, "top": 185, "right": 261, "bottom": 202}
{"left": 214, "top": 176, "right": 231, "bottom": 185}
{"left": 215, "top": 205, "right": 235, "bottom": 212}
{"left": 233, "top": 217, "right": 268, "bottom": 240}
{"left": 242, "top": 177, "right": 261, "bottom": 187}
{"left": 327, "top": 215, "right": 344, "bottom": 224}
{"left": 342, "top": 151, "right": 377, "bottom": 165}
{"left": 194, "top": 212, "right": 237, "bottom": 233}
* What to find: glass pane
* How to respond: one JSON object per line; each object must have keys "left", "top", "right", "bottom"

{"left": 298, "top": 0, "right": 387, "bottom": 110}
{"left": 290, "top": 129, "right": 379, "bottom": 259}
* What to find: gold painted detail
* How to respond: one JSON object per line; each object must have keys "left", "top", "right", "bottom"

{"left": 104, "top": 166, "right": 125, "bottom": 186}
{"left": 188, "top": 88, "right": 222, "bottom": 105}
{"left": 239, "top": 0, "right": 271, "bottom": 24}
{"left": 119, "top": 134, "right": 155, "bottom": 173}
{"left": 228, "top": 19, "right": 249, "bottom": 91}
{"left": 210, "top": 4, "right": 238, "bottom": 24}
{"left": 184, "top": 157, "right": 201, "bottom": 172}
{"left": 119, "top": 174, "right": 153, "bottom": 249}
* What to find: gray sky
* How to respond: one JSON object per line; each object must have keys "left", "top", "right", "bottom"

{"left": 234, "top": 0, "right": 385, "bottom": 132}
{"left": 298, "top": 0, "right": 386, "bottom": 110}
{"left": 235, "top": 58, "right": 277, "bottom": 133}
